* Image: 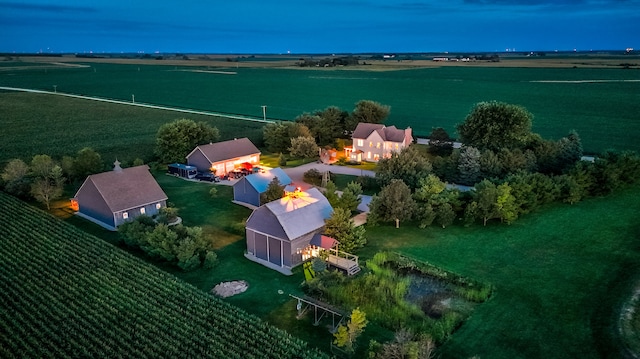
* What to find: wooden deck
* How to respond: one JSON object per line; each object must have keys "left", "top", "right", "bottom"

{"left": 327, "top": 254, "right": 361, "bottom": 275}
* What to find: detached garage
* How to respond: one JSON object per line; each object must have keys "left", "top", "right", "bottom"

{"left": 244, "top": 188, "right": 333, "bottom": 275}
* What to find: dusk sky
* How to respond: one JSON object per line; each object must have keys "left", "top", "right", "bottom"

{"left": 1, "top": 0, "right": 639, "bottom": 54}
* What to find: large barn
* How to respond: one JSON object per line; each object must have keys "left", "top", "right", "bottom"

{"left": 186, "top": 138, "right": 260, "bottom": 175}
{"left": 72, "top": 162, "right": 168, "bottom": 230}
{"left": 244, "top": 187, "right": 333, "bottom": 275}
{"left": 233, "top": 167, "right": 292, "bottom": 207}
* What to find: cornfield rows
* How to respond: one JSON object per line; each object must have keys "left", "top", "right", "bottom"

{"left": 0, "top": 192, "right": 328, "bottom": 359}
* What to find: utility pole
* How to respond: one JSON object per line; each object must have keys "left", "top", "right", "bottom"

{"left": 132, "top": 94, "right": 135, "bottom": 103}
{"left": 53, "top": 85, "right": 57, "bottom": 93}
{"left": 261, "top": 105, "right": 267, "bottom": 121}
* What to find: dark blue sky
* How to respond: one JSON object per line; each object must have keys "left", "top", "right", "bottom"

{"left": 1, "top": 0, "right": 639, "bottom": 53}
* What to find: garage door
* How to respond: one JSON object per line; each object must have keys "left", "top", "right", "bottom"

{"left": 268, "top": 237, "right": 282, "bottom": 266}
{"left": 254, "top": 232, "right": 268, "bottom": 261}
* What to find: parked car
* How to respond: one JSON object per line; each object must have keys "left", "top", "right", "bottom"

{"left": 195, "top": 173, "right": 220, "bottom": 182}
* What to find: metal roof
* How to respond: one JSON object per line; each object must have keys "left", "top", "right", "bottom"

{"left": 246, "top": 188, "right": 333, "bottom": 241}
{"left": 187, "top": 138, "right": 260, "bottom": 163}
{"left": 244, "top": 167, "right": 292, "bottom": 193}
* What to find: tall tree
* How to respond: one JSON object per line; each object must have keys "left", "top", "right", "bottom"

{"left": 457, "top": 101, "right": 533, "bottom": 151}
{"left": 30, "top": 154, "right": 56, "bottom": 179}
{"left": 260, "top": 177, "right": 284, "bottom": 204}
{"left": 427, "top": 127, "right": 454, "bottom": 156}
{"left": 480, "top": 149, "right": 503, "bottom": 179}
{"left": 263, "top": 121, "right": 311, "bottom": 154}
{"left": 71, "top": 147, "right": 103, "bottom": 180}
{"left": 338, "top": 181, "right": 363, "bottom": 213}
{"left": 289, "top": 136, "right": 319, "bottom": 159}
{"left": 324, "top": 207, "right": 366, "bottom": 253}
{"left": 348, "top": 100, "right": 390, "bottom": 130}
{"left": 457, "top": 146, "right": 482, "bottom": 185}
{"left": 333, "top": 308, "right": 368, "bottom": 353}
{"left": 376, "top": 146, "right": 432, "bottom": 190}
{"left": 316, "top": 106, "right": 350, "bottom": 143}
{"left": 368, "top": 179, "right": 416, "bottom": 228}
{"left": 473, "top": 179, "right": 499, "bottom": 226}
{"left": 155, "top": 119, "right": 219, "bottom": 163}
{"left": 496, "top": 182, "right": 518, "bottom": 224}
{"left": 30, "top": 165, "right": 65, "bottom": 210}
{"left": 1, "top": 158, "right": 30, "bottom": 198}
{"left": 435, "top": 202, "right": 456, "bottom": 228}
{"left": 323, "top": 180, "right": 340, "bottom": 208}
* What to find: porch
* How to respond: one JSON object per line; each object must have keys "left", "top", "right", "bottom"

{"left": 325, "top": 247, "right": 361, "bottom": 276}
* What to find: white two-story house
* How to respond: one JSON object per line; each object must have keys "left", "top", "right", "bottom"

{"left": 347, "top": 123, "right": 413, "bottom": 162}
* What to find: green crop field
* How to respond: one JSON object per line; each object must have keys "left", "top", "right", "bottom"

{"left": 0, "top": 192, "right": 327, "bottom": 359}
{"left": 1, "top": 60, "right": 639, "bottom": 154}
{"left": 0, "top": 91, "right": 265, "bottom": 165}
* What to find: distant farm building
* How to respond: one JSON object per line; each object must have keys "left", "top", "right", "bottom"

{"left": 233, "top": 167, "right": 293, "bottom": 207}
{"left": 346, "top": 123, "right": 413, "bottom": 162}
{"left": 244, "top": 187, "right": 333, "bottom": 275}
{"left": 72, "top": 161, "right": 168, "bottom": 230}
{"left": 186, "top": 138, "right": 260, "bottom": 175}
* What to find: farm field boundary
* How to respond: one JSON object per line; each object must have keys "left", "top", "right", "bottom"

{"left": 0, "top": 86, "right": 275, "bottom": 124}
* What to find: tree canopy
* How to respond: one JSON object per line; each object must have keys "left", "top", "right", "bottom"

{"left": 289, "top": 136, "right": 319, "bottom": 159}
{"left": 263, "top": 121, "right": 312, "bottom": 154}
{"left": 368, "top": 179, "right": 416, "bottom": 228}
{"left": 349, "top": 100, "right": 390, "bottom": 130}
{"left": 457, "top": 101, "right": 533, "bottom": 151}
{"left": 376, "top": 146, "right": 432, "bottom": 190}
{"left": 155, "top": 119, "right": 219, "bottom": 163}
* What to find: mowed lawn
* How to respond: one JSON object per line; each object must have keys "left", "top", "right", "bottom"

{"left": 100, "top": 170, "right": 640, "bottom": 358}
{"left": 358, "top": 185, "right": 640, "bottom": 359}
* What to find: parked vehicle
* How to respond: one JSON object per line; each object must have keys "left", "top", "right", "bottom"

{"left": 195, "top": 172, "right": 220, "bottom": 182}
{"left": 167, "top": 163, "right": 197, "bottom": 179}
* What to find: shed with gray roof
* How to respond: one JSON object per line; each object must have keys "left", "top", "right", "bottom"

{"left": 186, "top": 138, "right": 260, "bottom": 175}
{"left": 244, "top": 187, "right": 333, "bottom": 275}
{"left": 72, "top": 162, "right": 168, "bottom": 230}
{"left": 233, "top": 167, "right": 292, "bottom": 207}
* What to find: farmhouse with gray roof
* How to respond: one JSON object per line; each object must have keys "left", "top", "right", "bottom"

{"left": 233, "top": 167, "right": 292, "bottom": 207}
{"left": 186, "top": 137, "right": 260, "bottom": 175}
{"left": 347, "top": 123, "right": 413, "bottom": 162}
{"left": 72, "top": 162, "right": 168, "bottom": 230}
{"left": 244, "top": 187, "right": 333, "bottom": 275}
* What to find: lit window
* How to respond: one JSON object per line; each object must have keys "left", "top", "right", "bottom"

{"left": 395, "top": 143, "right": 399, "bottom": 150}
{"left": 156, "top": 203, "right": 161, "bottom": 210}
{"left": 123, "top": 212, "right": 129, "bottom": 219}
{"left": 367, "top": 151, "right": 371, "bottom": 159}
{"left": 140, "top": 208, "right": 145, "bottom": 215}
{"left": 376, "top": 142, "right": 381, "bottom": 149}
{"left": 369, "top": 142, "right": 373, "bottom": 147}
{"left": 357, "top": 139, "right": 363, "bottom": 147}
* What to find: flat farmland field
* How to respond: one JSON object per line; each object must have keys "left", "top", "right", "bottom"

{"left": 1, "top": 59, "right": 639, "bottom": 154}
{"left": 0, "top": 91, "right": 265, "bottom": 164}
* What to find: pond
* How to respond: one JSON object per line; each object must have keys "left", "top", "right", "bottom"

{"left": 405, "top": 273, "right": 476, "bottom": 319}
